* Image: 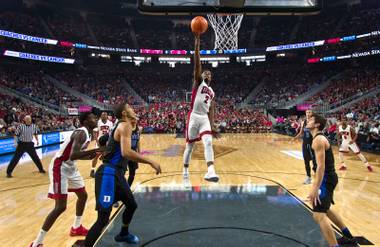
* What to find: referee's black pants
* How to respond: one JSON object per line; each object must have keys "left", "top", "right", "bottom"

{"left": 6, "top": 142, "right": 44, "bottom": 175}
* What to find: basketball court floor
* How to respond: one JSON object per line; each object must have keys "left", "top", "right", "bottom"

{"left": 0, "top": 134, "right": 379, "bottom": 246}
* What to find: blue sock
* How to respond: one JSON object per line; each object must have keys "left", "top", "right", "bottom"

{"left": 342, "top": 227, "right": 353, "bottom": 239}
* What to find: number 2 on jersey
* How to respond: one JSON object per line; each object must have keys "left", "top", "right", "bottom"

{"left": 204, "top": 95, "right": 210, "bottom": 104}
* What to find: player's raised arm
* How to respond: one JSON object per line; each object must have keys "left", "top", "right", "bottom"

{"left": 193, "top": 33, "right": 202, "bottom": 89}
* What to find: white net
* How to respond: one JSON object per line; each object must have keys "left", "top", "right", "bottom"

{"left": 207, "top": 13, "right": 244, "bottom": 50}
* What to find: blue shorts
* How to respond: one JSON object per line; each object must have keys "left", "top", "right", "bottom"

{"left": 95, "top": 164, "right": 132, "bottom": 212}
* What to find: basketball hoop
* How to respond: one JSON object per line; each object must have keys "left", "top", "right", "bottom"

{"left": 207, "top": 13, "right": 244, "bottom": 50}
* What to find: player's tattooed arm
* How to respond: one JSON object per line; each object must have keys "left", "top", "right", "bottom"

{"left": 193, "top": 33, "right": 202, "bottom": 89}
{"left": 70, "top": 130, "right": 101, "bottom": 161}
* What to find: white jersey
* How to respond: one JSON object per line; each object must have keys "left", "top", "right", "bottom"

{"left": 54, "top": 127, "right": 91, "bottom": 167}
{"left": 191, "top": 81, "right": 215, "bottom": 115}
{"left": 97, "top": 119, "right": 113, "bottom": 139}
{"left": 339, "top": 125, "right": 353, "bottom": 143}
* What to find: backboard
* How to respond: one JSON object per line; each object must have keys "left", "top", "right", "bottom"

{"left": 138, "top": 0, "right": 322, "bottom": 15}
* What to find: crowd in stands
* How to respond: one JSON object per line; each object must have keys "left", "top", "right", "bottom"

{"left": 1, "top": 1, "right": 379, "bottom": 142}
{"left": 250, "top": 64, "right": 338, "bottom": 108}
{"left": 1, "top": 1, "right": 379, "bottom": 52}
{"left": 0, "top": 11, "right": 46, "bottom": 37}
{"left": 53, "top": 66, "right": 142, "bottom": 106}
{"left": 126, "top": 64, "right": 262, "bottom": 104}
{"left": 0, "top": 67, "right": 82, "bottom": 108}
{"left": 274, "top": 92, "right": 380, "bottom": 152}
{"left": 43, "top": 11, "right": 93, "bottom": 44}
{"left": 0, "top": 93, "right": 77, "bottom": 137}
{"left": 134, "top": 100, "right": 270, "bottom": 134}
{"left": 307, "top": 65, "right": 380, "bottom": 109}
{"left": 88, "top": 14, "right": 135, "bottom": 48}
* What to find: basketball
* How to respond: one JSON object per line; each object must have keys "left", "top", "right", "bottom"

{"left": 191, "top": 16, "right": 208, "bottom": 34}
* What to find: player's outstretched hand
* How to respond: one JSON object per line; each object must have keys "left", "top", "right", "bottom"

{"left": 151, "top": 161, "right": 161, "bottom": 175}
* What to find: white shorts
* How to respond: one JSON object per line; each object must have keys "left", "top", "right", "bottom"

{"left": 339, "top": 141, "right": 360, "bottom": 154}
{"left": 186, "top": 112, "right": 212, "bottom": 143}
{"left": 48, "top": 158, "right": 85, "bottom": 199}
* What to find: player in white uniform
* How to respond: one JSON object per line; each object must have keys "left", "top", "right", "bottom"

{"left": 337, "top": 118, "right": 373, "bottom": 172}
{"left": 90, "top": 112, "right": 113, "bottom": 178}
{"left": 183, "top": 33, "right": 219, "bottom": 183}
{"left": 30, "top": 113, "right": 102, "bottom": 247}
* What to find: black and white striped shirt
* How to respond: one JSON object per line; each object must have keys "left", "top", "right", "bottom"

{"left": 15, "top": 124, "right": 39, "bottom": 143}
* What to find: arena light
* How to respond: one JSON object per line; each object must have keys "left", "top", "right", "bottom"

{"left": 200, "top": 57, "right": 230, "bottom": 61}
{"left": 133, "top": 56, "right": 151, "bottom": 61}
{"left": 239, "top": 55, "right": 266, "bottom": 60}
{"left": 158, "top": 57, "right": 191, "bottom": 62}
{"left": 356, "top": 33, "right": 371, "bottom": 38}
{"left": 337, "top": 55, "right": 352, "bottom": 60}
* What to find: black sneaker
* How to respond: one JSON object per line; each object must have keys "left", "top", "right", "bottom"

{"left": 90, "top": 170, "right": 95, "bottom": 178}
{"left": 337, "top": 236, "right": 358, "bottom": 246}
{"left": 114, "top": 232, "right": 139, "bottom": 244}
{"left": 39, "top": 169, "right": 46, "bottom": 174}
{"left": 6, "top": 173, "right": 12, "bottom": 178}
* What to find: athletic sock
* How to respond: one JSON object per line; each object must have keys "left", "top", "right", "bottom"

{"left": 73, "top": 216, "right": 82, "bottom": 228}
{"left": 33, "top": 229, "right": 47, "bottom": 246}
{"left": 342, "top": 227, "right": 354, "bottom": 239}
{"left": 207, "top": 164, "right": 215, "bottom": 173}
{"left": 183, "top": 167, "right": 189, "bottom": 174}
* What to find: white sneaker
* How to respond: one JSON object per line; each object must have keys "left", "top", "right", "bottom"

{"left": 183, "top": 176, "right": 192, "bottom": 189}
{"left": 204, "top": 170, "right": 219, "bottom": 183}
{"left": 303, "top": 177, "right": 312, "bottom": 185}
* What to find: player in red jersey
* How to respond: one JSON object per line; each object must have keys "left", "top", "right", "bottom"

{"left": 183, "top": 33, "right": 219, "bottom": 183}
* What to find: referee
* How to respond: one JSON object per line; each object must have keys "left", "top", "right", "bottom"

{"left": 6, "top": 115, "right": 46, "bottom": 178}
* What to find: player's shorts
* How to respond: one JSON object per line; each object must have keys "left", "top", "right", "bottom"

{"left": 302, "top": 144, "right": 313, "bottom": 161}
{"left": 339, "top": 141, "right": 360, "bottom": 154}
{"left": 186, "top": 112, "right": 212, "bottom": 143}
{"left": 48, "top": 158, "right": 85, "bottom": 199}
{"left": 95, "top": 164, "right": 134, "bottom": 212}
{"left": 313, "top": 173, "right": 338, "bottom": 213}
